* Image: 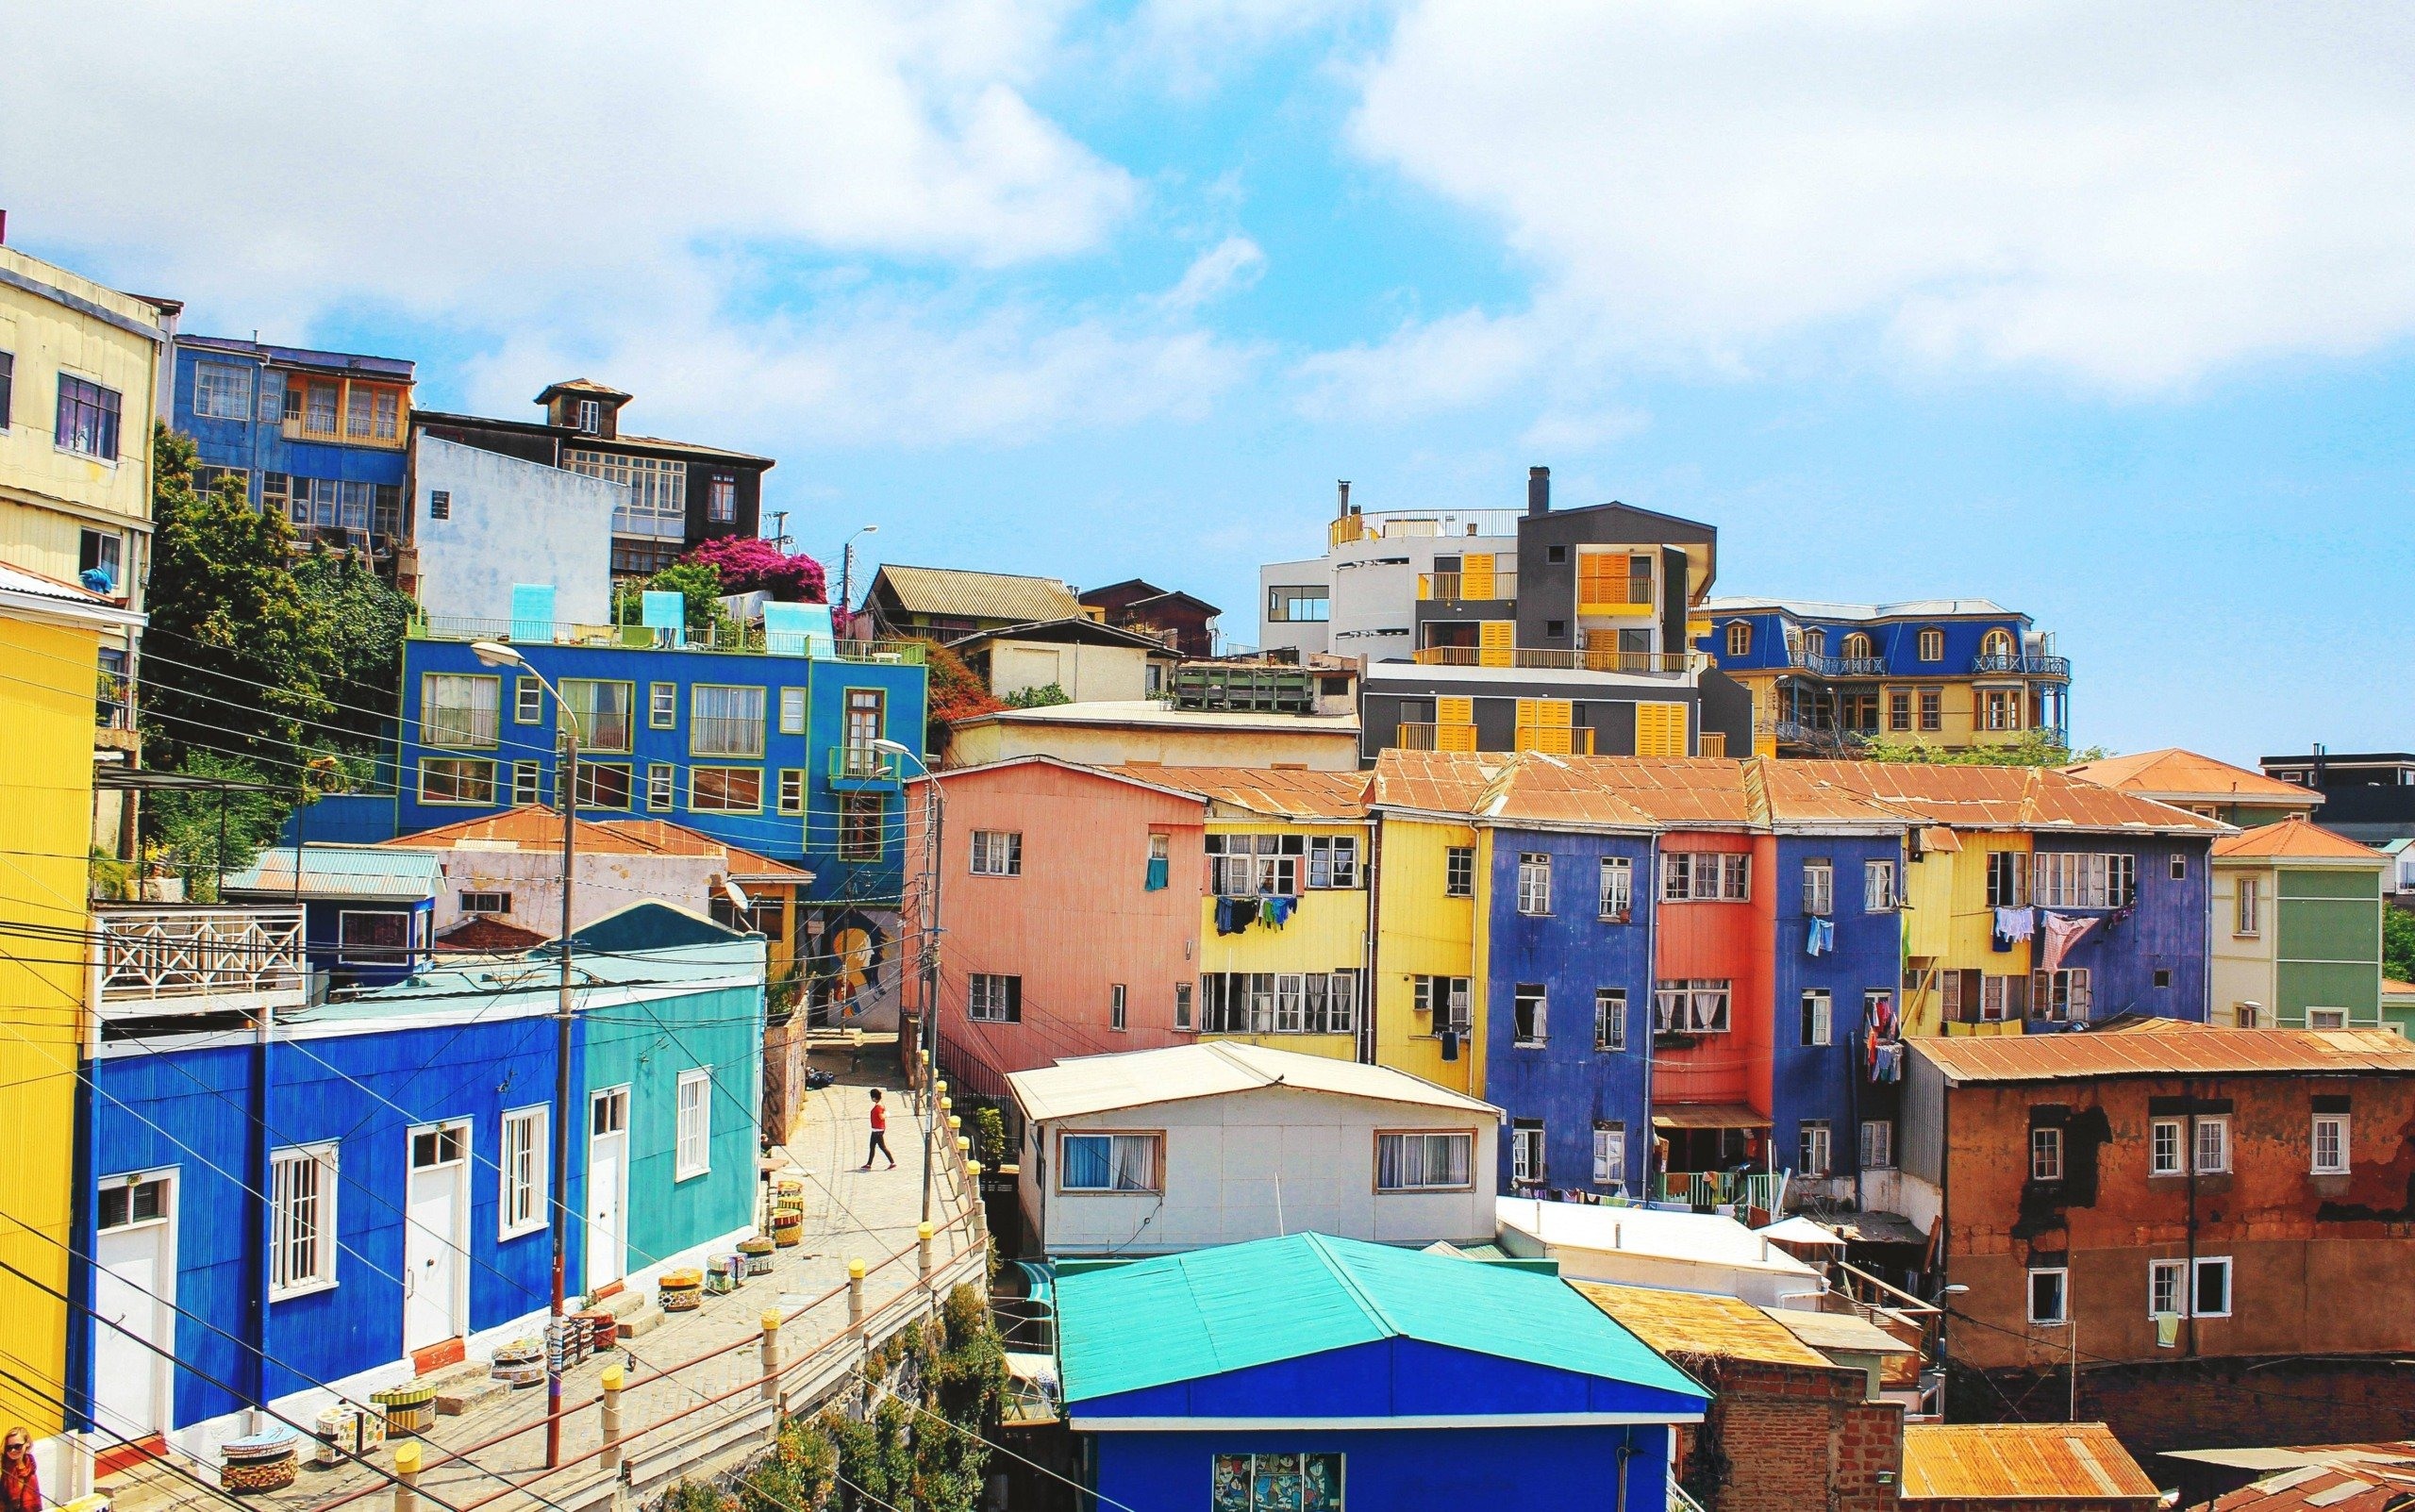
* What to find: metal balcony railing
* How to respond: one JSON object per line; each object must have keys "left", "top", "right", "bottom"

{"left": 1412, "top": 646, "right": 1698, "bottom": 674}
{"left": 409, "top": 614, "right": 925, "bottom": 663}
{"left": 94, "top": 906, "right": 308, "bottom": 1019}
{"left": 1782, "top": 650, "right": 1888, "bottom": 677}
{"left": 1575, "top": 578, "right": 1655, "bottom": 613}
{"left": 829, "top": 744, "right": 902, "bottom": 782}
{"left": 1417, "top": 571, "right": 1518, "bottom": 603}
{"left": 1973, "top": 652, "right": 2071, "bottom": 677}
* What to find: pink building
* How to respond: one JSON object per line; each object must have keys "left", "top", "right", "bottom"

{"left": 919, "top": 757, "right": 1208, "bottom": 1097}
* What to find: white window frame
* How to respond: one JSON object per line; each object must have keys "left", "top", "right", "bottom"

{"left": 515, "top": 675, "right": 544, "bottom": 725}
{"left": 1860, "top": 1119, "right": 1893, "bottom": 1171}
{"left": 459, "top": 889, "right": 510, "bottom": 916}
{"left": 1511, "top": 1122, "right": 1546, "bottom": 1185}
{"left": 2194, "top": 1115, "right": 2230, "bottom": 1173}
{"left": 1513, "top": 984, "right": 1547, "bottom": 1048}
{"left": 1798, "top": 1120, "right": 1832, "bottom": 1178}
{"left": 1804, "top": 859, "right": 1833, "bottom": 917}
{"left": 1591, "top": 1123, "right": 1626, "bottom": 1189}
{"left": 1598, "top": 856, "right": 1634, "bottom": 920}
{"left": 1377, "top": 1131, "right": 1474, "bottom": 1192}
{"left": 1517, "top": 852, "right": 1552, "bottom": 916}
{"left": 2312, "top": 1113, "right": 2349, "bottom": 1175}
{"left": 2236, "top": 877, "right": 2261, "bottom": 936}
{"left": 2031, "top": 1126, "right": 2064, "bottom": 1182}
{"left": 1863, "top": 858, "right": 1897, "bottom": 912}
{"left": 2028, "top": 1267, "right": 2069, "bottom": 1325}
{"left": 1653, "top": 978, "right": 1732, "bottom": 1034}
{"left": 270, "top": 1142, "right": 340, "bottom": 1300}
{"left": 2307, "top": 1007, "right": 2348, "bottom": 1030}
{"left": 647, "top": 761, "right": 675, "bottom": 812}
{"left": 2150, "top": 1118, "right": 2183, "bottom": 1176}
{"left": 1595, "top": 989, "right": 1626, "bottom": 1052}
{"left": 675, "top": 1069, "right": 712, "bottom": 1181}
{"left": 777, "top": 768, "right": 806, "bottom": 816}
{"left": 1801, "top": 989, "right": 1832, "bottom": 1047}
{"left": 193, "top": 361, "right": 254, "bottom": 420}
{"left": 1444, "top": 845, "right": 1474, "bottom": 899}
{"left": 969, "top": 973, "right": 1021, "bottom": 1022}
{"left": 1307, "top": 835, "right": 1359, "bottom": 889}
{"left": 2191, "top": 1255, "right": 2233, "bottom": 1319}
{"left": 2149, "top": 1257, "right": 2186, "bottom": 1318}
{"left": 971, "top": 830, "right": 1024, "bottom": 877}
{"left": 500, "top": 1105, "right": 547, "bottom": 1239}
{"left": 1058, "top": 1132, "right": 1162, "bottom": 1193}
{"left": 511, "top": 761, "right": 541, "bottom": 807}
{"left": 649, "top": 682, "right": 677, "bottom": 729}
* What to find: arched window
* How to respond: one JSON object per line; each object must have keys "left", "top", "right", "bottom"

{"left": 1840, "top": 632, "right": 1873, "bottom": 661}
{"left": 1981, "top": 629, "right": 2015, "bottom": 661}
{"left": 1725, "top": 621, "right": 1752, "bottom": 658}
{"left": 1918, "top": 628, "right": 1944, "bottom": 662}
{"left": 1805, "top": 627, "right": 1827, "bottom": 657}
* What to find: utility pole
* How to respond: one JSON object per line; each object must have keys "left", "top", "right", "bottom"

{"left": 768, "top": 509, "right": 791, "bottom": 551}
{"left": 548, "top": 712, "right": 577, "bottom": 1468}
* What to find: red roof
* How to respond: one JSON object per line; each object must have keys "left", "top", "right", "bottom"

{"left": 2212, "top": 817, "right": 2385, "bottom": 863}
{"left": 1913, "top": 1022, "right": 2415, "bottom": 1083}
{"left": 2065, "top": 748, "right": 2317, "bottom": 806}
{"left": 385, "top": 806, "right": 811, "bottom": 882}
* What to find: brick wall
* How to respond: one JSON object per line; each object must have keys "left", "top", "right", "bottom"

{"left": 1676, "top": 1357, "right": 1905, "bottom": 1512}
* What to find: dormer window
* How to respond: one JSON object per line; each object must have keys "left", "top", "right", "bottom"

{"left": 1918, "top": 627, "right": 1944, "bottom": 661}
{"left": 575, "top": 399, "right": 602, "bottom": 434}
{"left": 1982, "top": 628, "right": 2015, "bottom": 660}
{"left": 1805, "top": 627, "right": 1827, "bottom": 657}
{"left": 1724, "top": 621, "right": 1751, "bottom": 657}
{"left": 1840, "top": 632, "right": 1872, "bottom": 661}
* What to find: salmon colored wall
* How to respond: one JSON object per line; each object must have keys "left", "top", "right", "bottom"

{"left": 1651, "top": 832, "right": 1775, "bottom": 1113}
{"left": 926, "top": 764, "right": 1204, "bottom": 1095}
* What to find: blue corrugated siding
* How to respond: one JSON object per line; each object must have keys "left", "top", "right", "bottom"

{"left": 1770, "top": 837, "right": 1903, "bottom": 1176}
{"left": 1481, "top": 833, "right": 1656, "bottom": 1193}
{"left": 172, "top": 348, "right": 408, "bottom": 512}
{"left": 2031, "top": 834, "right": 2212, "bottom": 1029}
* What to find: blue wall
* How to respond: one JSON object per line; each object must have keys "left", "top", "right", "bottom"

{"left": 171, "top": 344, "right": 410, "bottom": 514}
{"left": 1481, "top": 831, "right": 1656, "bottom": 1194}
{"left": 1700, "top": 609, "right": 2033, "bottom": 677}
{"left": 1769, "top": 836, "right": 1903, "bottom": 1177}
{"left": 396, "top": 637, "right": 927, "bottom": 907}
{"left": 2030, "top": 834, "right": 2213, "bottom": 1029}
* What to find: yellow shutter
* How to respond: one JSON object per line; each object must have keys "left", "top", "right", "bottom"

{"left": 1439, "top": 723, "right": 1478, "bottom": 752}
{"left": 1514, "top": 699, "right": 1573, "bottom": 754}
{"left": 1577, "top": 552, "right": 1619, "bottom": 607}
{"left": 1462, "top": 554, "right": 1495, "bottom": 600}
{"left": 1478, "top": 620, "right": 1514, "bottom": 667}
{"left": 1635, "top": 701, "right": 1688, "bottom": 756}
{"left": 1436, "top": 696, "right": 1476, "bottom": 751}
{"left": 1438, "top": 697, "right": 1474, "bottom": 724}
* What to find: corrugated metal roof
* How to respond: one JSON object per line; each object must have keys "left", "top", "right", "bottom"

{"left": 308, "top": 934, "right": 764, "bottom": 1021}
{"left": 1901, "top": 1423, "right": 2161, "bottom": 1503}
{"left": 1369, "top": 750, "right": 1502, "bottom": 816}
{"left": 1787, "top": 760, "right": 2230, "bottom": 836}
{"left": 1102, "top": 765, "right": 1371, "bottom": 820}
{"left": 1495, "top": 1197, "right": 1822, "bottom": 1277}
{"left": 1055, "top": 1232, "right": 1709, "bottom": 1406}
{"left": 955, "top": 700, "right": 1358, "bottom": 733}
{"left": 1702, "top": 596, "right": 2017, "bottom": 621}
{"left": 2170, "top": 1442, "right": 2415, "bottom": 1512}
{"left": 1573, "top": 1283, "right": 1834, "bottom": 1370}
{"left": 223, "top": 845, "right": 444, "bottom": 900}
{"left": 1761, "top": 1305, "right": 1917, "bottom": 1355}
{"left": 1912, "top": 1023, "right": 2415, "bottom": 1084}
{"left": 874, "top": 563, "right": 1082, "bottom": 623}
{"left": 386, "top": 806, "right": 811, "bottom": 881}
{"left": 2065, "top": 748, "right": 2319, "bottom": 806}
{"left": 1008, "top": 1040, "right": 1495, "bottom": 1122}
{"left": 2212, "top": 818, "right": 2386, "bottom": 863}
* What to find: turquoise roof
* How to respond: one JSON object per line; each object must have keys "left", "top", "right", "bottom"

{"left": 293, "top": 936, "right": 764, "bottom": 1023}
{"left": 223, "top": 845, "right": 442, "bottom": 900}
{"left": 1055, "top": 1232, "right": 1707, "bottom": 1405}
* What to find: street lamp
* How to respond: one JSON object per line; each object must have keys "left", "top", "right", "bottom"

{"left": 837, "top": 524, "right": 878, "bottom": 621}
{"left": 872, "top": 736, "right": 941, "bottom": 1226}
{"left": 472, "top": 640, "right": 578, "bottom": 1468}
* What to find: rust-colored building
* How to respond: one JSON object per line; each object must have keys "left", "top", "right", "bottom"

{"left": 1901, "top": 1423, "right": 2161, "bottom": 1512}
{"left": 1905, "top": 1022, "right": 2415, "bottom": 1457}
{"left": 1078, "top": 577, "right": 1223, "bottom": 658}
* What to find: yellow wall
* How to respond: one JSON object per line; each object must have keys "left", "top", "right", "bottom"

{"left": 948, "top": 718, "right": 1361, "bottom": 773}
{"left": 1198, "top": 820, "right": 1368, "bottom": 1061}
{"left": 1733, "top": 672, "right": 2047, "bottom": 752}
{"left": 1901, "top": 832, "right": 2031, "bottom": 1037}
{"left": 1370, "top": 813, "right": 1483, "bottom": 1098}
{"left": 0, "top": 612, "right": 104, "bottom": 1437}
{"left": 2210, "top": 859, "right": 2275, "bottom": 1026}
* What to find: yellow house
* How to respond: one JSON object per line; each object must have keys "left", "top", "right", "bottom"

{"left": 1366, "top": 752, "right": 1500, "bottom": 1098}
{"left": 1116, "top": 768, "right": 1374, "bottom": 1063}
{"left": 0, "top": 569, "right": 145, "bottom": 1454}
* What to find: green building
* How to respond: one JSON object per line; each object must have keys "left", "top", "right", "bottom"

{"left": 2211, "top": 818, "right": 2389, "bottom": 1029}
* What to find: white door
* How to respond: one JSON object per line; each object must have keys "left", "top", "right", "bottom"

{"left": 92, "top": 1172, "right": 174, "bottom": 1441}
{"left": 586, "top": 1088, "right": 630, "bottom": 1291}
{"left": 403, "top": 1124, "right": 469, "bottom": 1353}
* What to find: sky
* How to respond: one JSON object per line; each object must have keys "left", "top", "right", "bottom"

{"left": 5, "top": 1, "right": 2410, "bottom": 764}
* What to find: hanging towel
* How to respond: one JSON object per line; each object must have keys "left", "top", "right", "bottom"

{"left": 2155, "top": 1311, "right": 2181, "bottom": 1349}
{"left": 1874, "top": 1042, "right": 1903, "bottom": 1083}
{"left": 1440, "top": 1028, "right": 1459, "bottom": 1062}
{"left": 2040, "top": 911, "right": 2100, "bottom": 973}
{"left": 1991, "top": 906, "right": 2035, "bottom": 952}
{"left": 1806, "top": 917, "right": 1835, "bottom": 956}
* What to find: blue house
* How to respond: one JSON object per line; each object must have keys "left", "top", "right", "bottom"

{"left": 1767, "top": 828, "right": 1907, "bottom": 1194}
{"left": 170, "top": 336, "right": 414, "bottom": 562}
{"left": 1055, "top": 1233, "right": 1708, "bottom": 1511}
{"left": 220, "top": 844, "right": 441, "bottom": 989}
{"left": 73, "top": 913, "right": 764, "bottom": 1456}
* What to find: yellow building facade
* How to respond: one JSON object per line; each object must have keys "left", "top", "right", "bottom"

{"left": 1366, "top": 756, "right": 1496, "bottom": 1099}
{"left": 1899, "top": 829, "right": 2033, "bottom": 1038}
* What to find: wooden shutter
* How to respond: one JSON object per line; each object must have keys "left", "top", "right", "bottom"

{"left": 1437, "top": 696, "right": 1476, "bottom": 752}
{"left": 1634, "top": 701, "right": 1688, "bottom": 756}
{"left": 1461, "top": 554, "right": 1496, "bottom": 600}
{"left": 1516, "top": 699, "right": 1574, "bottom": 754}
{"left": 1478, "top": 620, "right": 1514, "bottom": 668}
{"left": 1577, "top": 551, "right": 1620, "bottom": 607}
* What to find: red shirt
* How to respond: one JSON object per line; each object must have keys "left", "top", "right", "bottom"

{"left": 870, "top": 1102, "right": 887, "bottom": 1132}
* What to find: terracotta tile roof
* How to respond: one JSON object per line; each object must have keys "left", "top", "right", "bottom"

{"left": 2065, "top": 748, "right": 2318, "bottom": 806}
{"left": 1101, "top": 766, "right": 1371, "bottom": 820}
{"left": 1902, "top": 1423, "right": 2161, "bottom": 1504}
{"left": 2173, "top": 1441, "right": 2415, "bottom": 1512}
{"left": 1789, "top": 760, "right": 2228, "bottom": 835}
{"left": 384, "top": 806, "right": 812, "bottom": 881}
{"left": 435, "top": 915, "right": 550, "bottom": 952}
{"left": 873, "top": 563, "right": 1082, "bottom": 623}
{"left": 1368, "top": 750, "right": 1503, "bottom": 817}
{"left": 1913, "top": 1022, "right": 2415, "bottom": 1084}
{"left": 1572, "top": 1282, "right": 1834, "bottom": 1370}
{"left": 2212, "top": 817, "right": 2387, "bottom": 863}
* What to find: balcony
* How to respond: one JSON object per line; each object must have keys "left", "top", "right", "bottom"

{"left": 1575, "top": 578, "right": 1656, "bottom": 616}
{"left": 1411, "top": 645, "right": 1698, "bottom": 675}
{"left": 829, "top": 744, "right": 905, "bottom": 786}
{"left": 410, "top": 614, "right": 925, "bottom": 664}
{"left": 1783, "top": 650, "right": 1888, "bottom": 677}
{"left": 1393, "top": 722, "right": 1477, "bottom": 752}
{"left": 93, "top": 906, "right": 308, "bottom": 1020}
{"left": 1972, "top": 653, "right": 2071, "bottom": 678}
{"left": 1417, "top": 571, "right": 1518, "bottom": 603}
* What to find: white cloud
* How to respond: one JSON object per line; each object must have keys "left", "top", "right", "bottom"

{"left": 1159, "top": 236, "right": 1268, "bottom": 310}
{"left": 1294, "top": 307, "right": 1542, "bottom": 419}
{"left": 1347, "top": 2, "right": 2415, "bottom": 391}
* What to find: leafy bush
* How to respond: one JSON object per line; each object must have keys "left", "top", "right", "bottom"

{"left": 1000, "top": 682, "right": 1070, "bottom": 708}
{"left": 684, "top": 535, "right": 827, "bottom": 603}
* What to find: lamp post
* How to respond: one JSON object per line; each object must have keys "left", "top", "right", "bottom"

{"left": 471, "top": 640, "right": 577, "bottom": 1468}
{"left": 871, "top": 736, "right": 940, "bottom": 1226}
{"left": 837, "top": 524, "right": 877, "bottom": 623}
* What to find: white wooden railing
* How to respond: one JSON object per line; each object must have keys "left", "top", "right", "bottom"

{"left": 92, "top": 906, "right": 308, "bottom": 1018}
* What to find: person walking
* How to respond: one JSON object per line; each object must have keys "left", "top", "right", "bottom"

{"left": 859, "top": 1088, "right": 897, "bottom": 1171}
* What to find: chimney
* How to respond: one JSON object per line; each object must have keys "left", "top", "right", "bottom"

{"left": 1337, "top": 479, "right": 1352, "bottom": 520}
{"left": 0, "top": 209, "right": 8, "bottom": 245}
{"left": 1527, "top": 465, "right": 1550, "bottom": 516}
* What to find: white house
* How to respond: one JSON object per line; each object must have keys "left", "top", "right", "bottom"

{"left": 1006, "top": 1041, "right": 1500, "bottom": 1256}
{"left": 410, "top": 432, "right": 621, "bottom": 624}
{"left": 1493, "top": 1197, "right": 1829, "bottom": 1308}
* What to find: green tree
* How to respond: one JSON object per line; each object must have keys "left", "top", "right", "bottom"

{"left": 612, "top": 560, "right": 734, "bottom": 639}
{"left": 292, "top": 543, "right": 414, "bottom": 756}
{"left": 1858, "top": 729, "right": 2107, "bottom": 767}
{"left": 999, "top": 682, "right": 1070, "bottom": 709}
{"left": 2385, "top": 906, "right": 2415, "bottom": 987}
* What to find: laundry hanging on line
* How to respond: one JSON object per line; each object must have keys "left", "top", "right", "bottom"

{"left": 2040, "top": 911, "right": 2100, "bottom": 973}
{"left": 1992, "top": 906, "right": 2035, "bottom": 952}
{"left": 1258, "top": 895, "right": 1298, "bottom": 930}
{"left": 1214, "top": 896, "right": 1255, "bottom": 936}
{"left": 1806, "top": 917, "right": 1836, "bottom": 956}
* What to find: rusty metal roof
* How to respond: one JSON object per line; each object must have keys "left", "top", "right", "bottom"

{"left": 387, "top": 807, "right": 812, "bottom": 881}
{"left": 2212, "top": 817, "right": 2387, "bottom": 863}
{"left": 1902, "top": 1423, "right": 2161, "bottom": 1503}
{"left": 873, "top": 563, "right": 1082, "bottom": 623}
{"left": 1572, "top": 1283, "right": 1834, "bottom": 1371}
{"left": 2168, "top": 1442, "right": 2415, "bottom": 1512}
{"left": 1369, "top": 750, "right": 1502, "bottom": 817}
{"left": 1788, "top": 760, "right": 2229, "bottom": 836}
{"left": 1912, "top": 1023, "right": 2415, "bottom": 1085}
{"left": 1105, "top": 766, "right": 1371, "bottom": 820}
{"left": 2065, "top": 748, "right": 2319, "bottom": 806}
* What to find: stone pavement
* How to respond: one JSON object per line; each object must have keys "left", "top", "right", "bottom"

{"left": 105, "top": 1070, "right": 978, "bottom": 1512}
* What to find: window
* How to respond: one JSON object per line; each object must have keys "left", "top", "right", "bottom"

{"left": 0, "top": 350, "right": 11, "bottom": 427}
{"left": 1799, "top": 1120, "right": 1832, "bottom": 1177}
{"left": 840, "top": 793, "right": 885, "bottom": 860}
{"left": 691, "top": 685, "right": 766, "bottom": 756}
{"left": 2033, "top": 853, "right": 2135, "bottom": 909}
{"left": 2236, "top": 877, "right": 2261, "bottom": 935}
{"left": 571, "top": 763, "right": 631, "bottom": 809}
{"left": 1595, "top": 989, "right": 1627, "bottom": 1052}
{"left": 1214, "top": 1453, "right": 1342, "bottom": 1508}
{"left": 969, "top": 973, "right": 1022, "bottom": 1022}
{"left": 1147, "top": 832, "right": 1171, "bottom": 891}
{"left": 1982, "top": 688, "right": 2020, "bottom": 730}
{"left": 2029, "top": 1268, "right": 2069, "bottom": 1325}
{"left": 409, "top": 1123, "right": 466, "bottom": 1172}
{"left": 649, "top": 683, "right": 677, "bottom": 729}
{"left": 1445, "top": 846, "right": 1475, "bottom": 898}
{"left": 1517, "top": 853, "right": 1552, "bottom": 915}
{"left": 575, "top": 398, "right": 602, "bottom": 434}
{"left": 2153, "top": 968, "right": 2173, "bottom": 989}
{"left": 1378, "top": 1131, "right": 1473, "bottom": 1191}
{"left": 1654, "top": 978, "right": 1732, "bottom": 1034}
{"left": 338, "top": 909, "right": 412, "bottom": 965}
{"left": 1511, "top": 1121, "right": 1546, "bottom": 1185}
{"left": 2171, "top": 855, "right": 2187, "bottom": 881}
{"left": 459, "top": 889, "right": 510, "bottom": 915}
{"left": 1803, "top": 859, "right": 1833, "bottom": 917}
{"left": 500, "top": 1106, "right": 546, "bottom": 1238}
{"left": 1660, "top": 852, "right": 1749, "bottom": 902}
{"left": 1174, "top": 982, "right": 1193, "bottom": 1030}
{"left": 344, "top": 384, "right": 400, "bottom": 442}
{"left": 1592, "top": 1122, "right": 1627, "bottom": 1188}
{"left": 300, "top": 379, "right": 338, "bottom": 431}
{"left": 2308, "top": 1007, "right": 2348, "bottom": 1030}
{"left": 845, "top": 687, "right": 885, "bottom": 754}
{"left": 515, "top": 676, "right": 544, "bottom": 724}
{"left": 1059, "top": 1132, "right": 1159, "bottom": 1191}
{"left": 776, "top": 768, "right": 806, "bottom": 815}
{"left": 1199, "top": 972, "right": 1358, "bottom": 1035}
{"left": 1598, "top": 856, "right": 1633, "bottom": 920}
{"left": 1915, "top": 627, "right": 1944, "bottom": 662}
{"left": 78, "top": 529, "right": 123, "bottom": 592}
{"left": 777, "top": 687, "right": 807, "bottom": 735}
{"left": 2313, "top": 1114, "right": 2348, "bottom": 1174}
{"left": 1804, "top": 627, "right": 1827, "bottom": 656}
{"left": 2150, "top": 1258, "right": 2185, "bottom": 1318}
{"left": 512, "top": 758, "right": 543, "bottom": 806}
{"left": 96, "top": 1174, "right": 168, "bottom": 1233}
{"left": 1513, "top": 984, "right": 1547, "bottom": 1047}
{"left": 193, "top": 362, "right": 253, "bottom": 419}
{"left": 2030, "top": 968, "right": 2091, "bottom": 1022}
{"left": 1979, "top": 973, "right": 2027, "bottom": 1022}
{"left": 675, "top": 1069, "right": 711, "bottom": 1179}
{"left": 1864, "top": 858, "right": 1897, "bottom": 911}
{"left": 2107, "top": 854, "right": 2138, "bottom": 907}
{"left": 1724, "top": 621, "right": 1752, "bottom": 657}
{"left": 1307, "top": 836, "right": 1359, "bottom": 889}
{"left": 420, "top": 757, "right": 497, "bottom": 806}
{"left": 2031, "top": 1126, "right": 2064, "bottom": 1182}
{"left": 568, "top": 449, "right": 687, "bottom": 528}
{"left": 1920, "top": 690, "right": 1942, "bottom": 731}
{"left": 192, "top": 464, "right": 249, "bottom": 502}
{"left": 1413, "top": 976, "right": 1472, "bottom": 1036}
{"left": 2151, "top": 1118, "right": 2183, "bottom": 1175}
{"left": 647, "top": 762, "right": 675, "bottom": 812}
{"left": 423, "top": 673, "right": 501, "bottom": 747}
{"left": 1889, "top": 690, "right": 1912, "bottom": 731}
{"left": 690, "top": 766, "right": 763, "bottom": 812}
{"left": 55, "top": 374, "right": 122, "bottom": 458}
{"left": 270, "top": 1144, "right": 339, "bottom": 1298}
{"left": 1861, "top": 1120, "right": 1893, "bottom": 1170}
{"left": 1207, "top": 834, "right": 1300, "bottom": 896}
{"left": 707, "top": 474, "right": 737, "bottom": 523}
{"left": 971, "top": 831, "right": 1023, "bottom": 876}
{"left": 2192, "top": 1256, "right": 2232, "bottom": 1319}
{"left": 1987, "top": 850, "right": 2027, "bottom": 908}
{"left": 1800, "top": 989, "right": 1832, "bottom": 1047}
{"left": 561, "top": 680, "right": 633, "bottom": 751}
{"left": 2195, "top": 1116, "right": 2230, "bottom": 1173}
{"left": 1840, "top": 632, "right": 1872, "bottom": 661}
{"left": 1266, "top": 586, "right": 1331, "bottom": 622}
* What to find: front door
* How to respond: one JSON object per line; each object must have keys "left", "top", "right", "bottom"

{"left": 92, "top": 1171, "right": 174, "bottom": 1442}
{"left": 586, "top": 1088, "right": 631, "bottom": 1291}
{"left": 403, "top": 1123, "right": 469, "bottom": 1353}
